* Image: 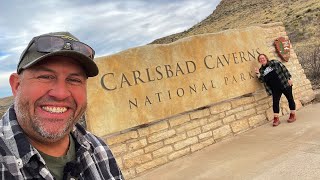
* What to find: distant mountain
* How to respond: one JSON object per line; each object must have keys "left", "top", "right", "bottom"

{"left": 0, "top": 96, "right": 14, "bottom": 117}
{"left": 152, "top": 0, "right": 319, "bottom": 55}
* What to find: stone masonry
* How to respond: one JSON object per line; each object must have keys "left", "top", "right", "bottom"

{"left": 101, "top": 22, "right": 315, "bottom": 179}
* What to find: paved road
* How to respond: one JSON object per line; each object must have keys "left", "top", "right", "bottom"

{"left": 133, "top": 103, "right": 320, "bottom": 180}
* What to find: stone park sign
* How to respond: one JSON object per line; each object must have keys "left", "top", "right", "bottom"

{"left": 86, "top": 26, "right": 269, "bottom": 137}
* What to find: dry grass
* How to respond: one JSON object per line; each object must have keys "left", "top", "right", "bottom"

{"left": 0, "top": 96, "right": 14, "bottom": 117}
{"left": 151, "top": 0, "right": 320, "bottom": 89}
{"left": 299, "top": 46, "right": 320, "bottom": 89}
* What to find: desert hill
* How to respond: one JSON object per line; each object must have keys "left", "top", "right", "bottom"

{"left": 152, "top": 0, "right": 320, "bottom": 89}
{"left": 0, "top": 96, "right": 14, "bottom": 117}
{"left": 152, "top": 0, "right": 319, "bottom": 53}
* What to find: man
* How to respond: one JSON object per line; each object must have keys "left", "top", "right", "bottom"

{"left": 0, "top": 32, "right": 124, "bottom": 179}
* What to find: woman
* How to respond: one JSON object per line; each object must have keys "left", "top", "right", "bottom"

{"left": 255, "top": 54, "right": 296, "bottom": 126}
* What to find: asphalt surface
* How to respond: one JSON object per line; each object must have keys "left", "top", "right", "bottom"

{"left": 133, "top": 102, "right": 320, "bottom": 180}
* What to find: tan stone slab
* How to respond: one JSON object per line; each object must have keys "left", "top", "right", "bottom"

{"left": 132, "top": 103, "right": 320, "bottom": 180}
{"left": 86, "top": 26, "right": 269, "bottom": 136}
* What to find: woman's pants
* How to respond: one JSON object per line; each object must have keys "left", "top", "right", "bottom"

{"left": 272, "top": 86, "right": 296, "bottom": 113}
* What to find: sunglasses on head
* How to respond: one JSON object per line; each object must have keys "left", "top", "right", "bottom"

{"left": 21, "top": 35, "right": 95, "bottom": 60}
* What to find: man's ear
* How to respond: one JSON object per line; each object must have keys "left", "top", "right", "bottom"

{"left": 9, "top": 73, "right": 20, "bottom": 96}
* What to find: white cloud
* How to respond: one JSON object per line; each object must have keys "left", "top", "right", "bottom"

{"left": 0, "top": 72, "right": 11, "bottom": 85}
{"left": 0, "top": 71, "right": 14, "bottom": 96}
{"left": 0, "top": 55, "right": 10, "bottom": 61}
{"left": 0, "top": 0, "right": 221, "bottom": 97}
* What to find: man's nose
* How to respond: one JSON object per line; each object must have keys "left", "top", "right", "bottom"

{"left": 48, "top": 80, "right": 71, "bottom": 100}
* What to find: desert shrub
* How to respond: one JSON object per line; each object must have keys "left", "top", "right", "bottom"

{"left": 299, "top": 46, "right": 320, "bottom": 88}
{"left": 307, "top": 47, "right": 320, "bottom": 79}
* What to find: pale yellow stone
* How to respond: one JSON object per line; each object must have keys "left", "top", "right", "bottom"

{"left": 86, "top": 26, "right": 268, "bottom": 136}
{"left": 202, "top": 121, "right": 223, "bottom": 132}
{"left": 149, "top": 121, "right": 169, "bottom": 133}
{"left": 295, "top": 99, "right": 302, "bottom": 110}
{"left": 124, "top": 154, "right": 153, "bottom": 168}
{"left": 168, "top": 148, "right": 190, "bottom": 160}
{"left": 248, "top": 114, "right": 267, "bottom": 127}
{"left": 191, "top": 138, "right": 215, "bottom": 152}
{"left": 231, "top": 97, "right": 254, "bottom": 107}
{"left": 199, "top": 118, "right": 208, "bottom": 126}
{"left": 256, "top": 104, "right": 270, "bottom": 112}
{"left": 152, "top": 146, "right": 174, "bottom": 158}
{"left": 198, "top": 131, "right": 213, "bottom": 140}
{"left": 144, "top": 142, "right": 164, "bottom": 153}
{"left": 174, "top": 137, "right": 198, "bottom": 150}
{"left": 291, "top": 53, "right": 298, "bottom": 59}
{"left": 137, "top": 121, "right": 169, "bottom": 137}
{"left": 123, "top": 149, "right": 144, "bottom": 160}
{"left": 137, "top": 128, "right": 150, "bottom": 137}
{"left": 226, "top": 106, "right": 244, "bottom": 116}
{"left": 209, "top": 102, "right": 232, "bottom": 114}
{"left": 222, "top": 115, "right": 236, "bottom": 124}
{"left": 266, "top": 107, "right": 274, "bottom": 121}
{"left": 300, "top": 90, "right": 316, "bottom": 104}
{"left": 304, "top": 81, "right": 312, "bottom": 88}
{"left": 243, "top": 103, "right": 257, "bottom": 110}
{"left": 279, "top": 32, "right": 287, "bottom": 37}
{"left": 148, "top": 129, "right": 176, "bottom": 143}
{"left": 230, "top": 119, "right": 250, "bottom": 133}
{"left": 128, "top": 139, "right": 147, "bottom": 151}
{"left": 189, "top": 109, "right": 210, "bottom": 119}
{"left": 279, "top": 26, "right": 286, "bottom": 32}
{"left": 136, "top": 157, "right": 168, "bottom": 174}
{"left": 207, "top": 112, "right": 225, "bottom": 122}
{"left": 235, "top": 109, "right": 256, "bottom": 119}
{"left": 164, "top": 133, "right": 187, "bottom": 145}
{"left": 212, "top": 125, "right": 232, "bottom": 140}
{"left": 110, "top": 143, "right": 127, "bottom": 156}
{"left": 187, "top": 127, "right": 202, "bottom": 137}
{"left": 168, "top": 114, "right": 190, "bottom": 127}
{"left": 106, "top": 131, "right": 138, "bottom": 145}
{"left": 175, "top": 121, "right": 201, "bottom": 133}
{"left": 253, "top": 90, "right": 269, "bottom": 101}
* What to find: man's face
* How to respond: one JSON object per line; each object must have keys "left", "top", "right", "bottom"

{"left": 10, "top": 56, "right": 87, "bottom": 143}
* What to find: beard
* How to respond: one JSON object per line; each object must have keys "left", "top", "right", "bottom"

{"left": 14, "top": 91, "right": 86, "bottom": 143}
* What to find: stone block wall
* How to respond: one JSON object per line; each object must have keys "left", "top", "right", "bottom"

{"left": 101, "top": 22, "right": 315, "bottom": 179}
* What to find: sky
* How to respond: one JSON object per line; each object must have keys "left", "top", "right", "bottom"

{"left": 0, "top": 0, "right": 221, "bottom": 98}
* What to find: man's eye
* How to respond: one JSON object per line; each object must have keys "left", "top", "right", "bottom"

{"left": 67, "top": 78, "right": 82, "bottom": 84}
{"left": 37, "top": 75, "right": 55, "bottom": 80}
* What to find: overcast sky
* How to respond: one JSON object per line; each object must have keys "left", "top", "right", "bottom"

{"left": 0, "top": 0, "right": 221, "bottom": 98}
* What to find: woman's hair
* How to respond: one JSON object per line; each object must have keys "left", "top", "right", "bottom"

{"left": 257, "top": 54, "right": 269, "bottom": 62}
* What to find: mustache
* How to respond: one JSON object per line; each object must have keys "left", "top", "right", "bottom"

{"left": 35, "top": 96, "right": 77, "bottom": 109}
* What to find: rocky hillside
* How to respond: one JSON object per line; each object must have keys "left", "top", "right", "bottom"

{"left": 0, "top": 96, "right": 14, "bottom": 117}
{"left": 152, "top": 0, "right": 320, "bottom": 88}
{"left": 152, "top": 0, "right": 319, "bottom": 52}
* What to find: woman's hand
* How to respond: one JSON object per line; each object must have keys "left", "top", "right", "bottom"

{"left": 254, "top": 67, "right": 260, "bottom": 77}
{"left": 288, "top": 79, "right": 293, "bottom": 86}
{"left": 254, "top": 67, "right": 259, "bottom": 74}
